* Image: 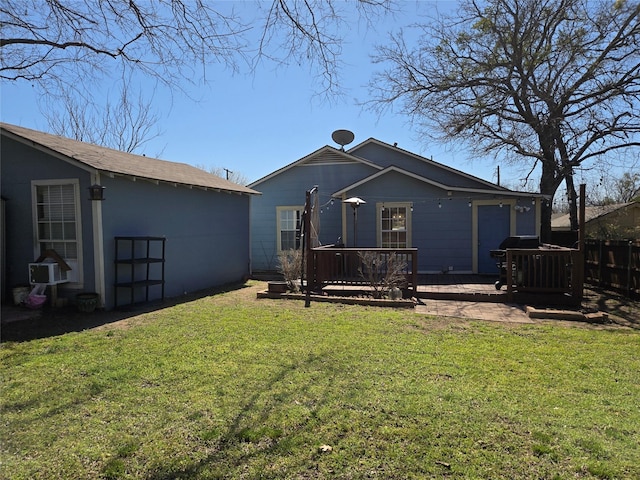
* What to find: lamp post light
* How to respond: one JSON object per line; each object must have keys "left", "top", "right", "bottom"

{"left": 343, "top": 197, "right": 366, "bottom": 247}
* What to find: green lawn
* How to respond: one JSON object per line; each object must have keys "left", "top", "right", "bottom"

{"left": 2, "top": 281, "right": 639, "bottom": 479}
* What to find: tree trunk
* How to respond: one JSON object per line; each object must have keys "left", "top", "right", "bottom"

{"left": 565, "top": 175, "right": 579, "bottom": 231}
{"left": 539, "top": 159, "right": 563, "bottom": 244}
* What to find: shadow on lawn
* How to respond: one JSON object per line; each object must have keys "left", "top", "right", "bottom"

{"left": 0, "top": 281, "right": 253, "bottom": 343}
{"left": 143, "top": 353, "right": 334, "bottom": 480}
{"left": 582, "top": 286, "right": 640, "bottom": 329}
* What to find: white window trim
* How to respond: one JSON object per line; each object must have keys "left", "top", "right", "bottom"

{"left": 31, "top": 179, "right": 84, "bottom": 287}
{"left": 376, "top": 202, "right": 413, "bottom": 248}
{"left": 276, "top": 205, "right": 303, "bottom": 252}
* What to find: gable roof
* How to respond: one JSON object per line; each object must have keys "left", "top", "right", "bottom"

{"left": 347, "top": 137, "right": 509, "bottom": 191}
{"left": 249, "top": 136, "right": 521, "bottom": 194}
{"left": 332, "top": 165, "right": 541, "bottom": 198}
{"left": 551, "top": 202, "right": 639, "bottom": 230}
{"left": 1, "top": 122, "right": 259, "bottom": 195}
{"left": 248, "top": 145, "right": 382, "bottom": 188}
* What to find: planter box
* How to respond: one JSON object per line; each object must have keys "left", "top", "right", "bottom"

{"left": 268, "top": 281, "right": 288, "bottom": 293}
{"left": 76, "top": 293, "right": 100, "bottom": 313}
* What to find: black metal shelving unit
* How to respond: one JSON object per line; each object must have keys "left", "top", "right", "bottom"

{"left": 114, "top": 236, "right": 165, "bottom": 308}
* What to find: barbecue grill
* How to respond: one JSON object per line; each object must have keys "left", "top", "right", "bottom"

{"left": 489, "top": 235, "right": 541, "bottom": 290}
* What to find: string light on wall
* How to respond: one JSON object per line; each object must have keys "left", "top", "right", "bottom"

{"left": 312, "top": 193, "right": 542, "bottom": 215}
{"left": 319, "top": 197, "right": 335, "bottom": 214}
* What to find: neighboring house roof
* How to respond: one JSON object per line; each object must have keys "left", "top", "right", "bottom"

{"left": 1, "top": 122, "right": 259, "bottom": 195}
{"left": 551, "top": 202, "right": 639, "bottom": 230}
{"left": 248, "top": 145, "right": 382, "bottom": 188}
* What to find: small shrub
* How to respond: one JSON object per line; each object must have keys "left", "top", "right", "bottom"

{"left": 277, "top": 248, "right": 304, "bottom": 292}
{"left": 358, "top": 251, "right": 408, "bottom": 299}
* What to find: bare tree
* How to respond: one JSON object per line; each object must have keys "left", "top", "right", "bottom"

{"left": 196, "top": 165, "right": 249, "bottom": 186}
{"left": 368, "top": 0, "right": 640, "bottom": 241}
{"left": 42, "top": 76, "right": 163, "bottom": 154}
{"left": 1, "top": 0, "right": 393, "bottom": 98}
{"left": 2, "top": 1, "right": 392, "bottom": 154}
{"left": 593, "top": 171, "right": 640, "bottom": 204}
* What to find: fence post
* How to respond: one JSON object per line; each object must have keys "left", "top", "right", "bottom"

{"left": 628, "top": 240, "right": 633, "bottom": 298}
{"left": 598, "top": 239, "right": 603, "bottom": 287}
{"left": 411, "top": 250, "right": 418, "bottom": 296}
{"left": 506, "top": 250, "right": 514, "bottom": 302}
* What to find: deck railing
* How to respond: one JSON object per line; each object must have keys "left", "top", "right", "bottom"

{"left": 504, "top": 246, "right": 583, "bottom": 302}
{"left": 306, "top": 245, "right": 583, "bottom": 304}
{"left": 309, "top": 246, "right": 418, "bottom": 294}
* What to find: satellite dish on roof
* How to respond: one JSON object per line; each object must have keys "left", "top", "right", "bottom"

{"left": 331, "top": 129, "right": 355, "bottom": 150}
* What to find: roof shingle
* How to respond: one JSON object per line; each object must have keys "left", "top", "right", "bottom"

{"left": 1, "top": 122, "right": 258, "bottom": 195}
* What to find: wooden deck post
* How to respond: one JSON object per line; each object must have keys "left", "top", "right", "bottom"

{"left": 572, "top": 184, "right": 586, "bottom": 303}
{"left": 506, "top": 250, "right": 514, "bottom": 302}
{"left": 304, "top": 187, "right": 316, "bottom": 308}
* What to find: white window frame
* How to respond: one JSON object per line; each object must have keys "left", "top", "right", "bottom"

{"left": 31, "top": 179, "right": 84, "bottom": 286}
{"left": 376, "top": 202, "right": 412, "bottom": 248}
{"left": 276, "top": 206, "right": 303, "bottom": 252}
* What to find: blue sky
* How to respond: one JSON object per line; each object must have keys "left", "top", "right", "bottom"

{"left": 1, "top": 1, "right": 519, "bottom": 187}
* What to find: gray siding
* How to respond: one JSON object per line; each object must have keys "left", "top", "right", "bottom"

{"left": 351, "top": 142, "right": 499, "bottom": 190}
{"left": 2, "top": 135, "right": 251, "bottom": 310}
{"left": 340, "top": 170, "right": 475, "bottom": 272}
{"left": 1, "top": 136, "right": 96, "bottom": 298}
{"left": 515, "top": 203, "right": 537, "bottom": 235}
{"left": 250, "top": 141, "right": 540, "bottom": 275}
{"left": 101, "top": 176, "right": 250, "bottom": 308}
{"left": 251, "top": 161, "right": 379, "bottom": 271}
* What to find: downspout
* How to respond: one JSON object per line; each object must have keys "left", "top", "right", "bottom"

{"left": 91, "top": 172, "right": 106, "bottom": 307}
{"left": 248, "top": 194, "right": 253, "bottom": 277}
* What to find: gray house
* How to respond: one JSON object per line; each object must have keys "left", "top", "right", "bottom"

{"left": 249, "top": 135, "right": 545, "bottom": 275}
{"left": 1, "top": 122, "right": 259, "bottom": 310}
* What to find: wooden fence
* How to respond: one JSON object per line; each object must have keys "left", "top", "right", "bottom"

{"left": 584, "top": 239, "right": 640, "bottom": 299}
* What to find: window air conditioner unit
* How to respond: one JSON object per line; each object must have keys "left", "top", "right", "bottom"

{"left": 29, "top": 263, "right": 69, "bottom": 285}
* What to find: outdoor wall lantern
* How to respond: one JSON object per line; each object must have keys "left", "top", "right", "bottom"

{"left": 343, "top": 196, "right": 366, "bottom": 247}
{"left": 88, "top": 184, "right": 106, "bottom": 201}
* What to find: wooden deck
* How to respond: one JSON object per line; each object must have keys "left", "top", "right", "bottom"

{"left": 415, "top": 274, "right": 504, "bottom": 301}
{"left": 320, "top": 273, "right": 580, "bottom": 306}
{"left": 419, "top": 274, "right": 581, "bottom": 306}
{"left": 320, "top": 274, "right": 502, "bottom": 300}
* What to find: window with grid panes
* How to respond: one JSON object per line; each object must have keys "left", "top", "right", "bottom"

{"left": 277, "top": 207, "right": 302, "bottom": 251}
{"left": 380, "top": 204, "right": 410, "bottom": 248}
{"left": 33, "top": 181, "right": 81, "bottom": 283}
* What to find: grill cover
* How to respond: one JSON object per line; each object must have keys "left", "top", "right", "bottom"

{"left": 490, "top": 235, "right": 540, "bottom": 258}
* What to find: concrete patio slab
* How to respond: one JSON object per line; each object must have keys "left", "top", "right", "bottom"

{"left": 415, "top": 299, "right": 534, "bottom": 323}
